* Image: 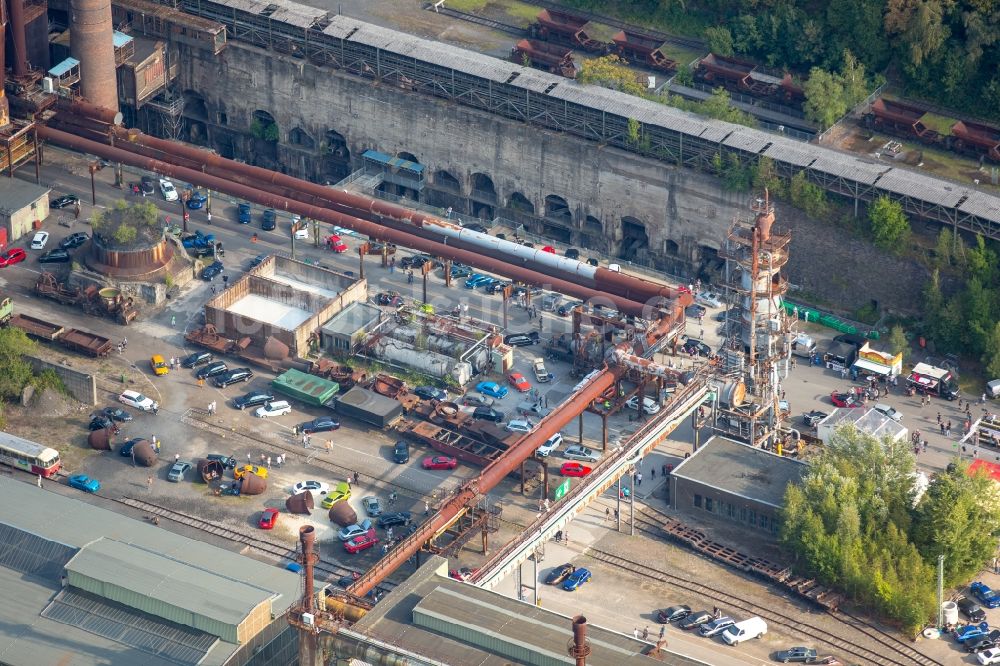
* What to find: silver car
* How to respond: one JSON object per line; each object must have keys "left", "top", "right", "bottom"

{"left": 362, "top": 496, "right": 382, "bottom": 517}
{"left": 167, "top": 461, "right": 191, "bottom": 482}
{"left": 563, "top": 445, "right": 600, "bottom": 462}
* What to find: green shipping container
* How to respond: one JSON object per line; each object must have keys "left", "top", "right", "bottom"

{"left": 271, "top": 369, "right": 339, "bottom": 406}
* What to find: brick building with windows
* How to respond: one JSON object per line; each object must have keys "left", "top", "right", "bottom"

{"left": 668, "top": 436, "right": 808, "bottom": 539}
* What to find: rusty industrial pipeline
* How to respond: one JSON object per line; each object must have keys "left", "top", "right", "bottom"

{"left": 7, "top": 0, "right": 27, "bottom": 77}
{"left": 300, "top": 525, "right": 317, "bottom": 614}
{"left": 36, "top": 126, "right": 660, "bottom": 317}
{"left": 570, "top": 616, "right": 591, "bottom": 666}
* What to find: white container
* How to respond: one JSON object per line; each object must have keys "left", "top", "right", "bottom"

{"left": 942, "top": 601, "right": 959, "bottom": 626}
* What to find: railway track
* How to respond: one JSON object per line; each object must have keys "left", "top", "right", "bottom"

{"left": 585, "top": 547, "right": 941, "bottom": 666}
{"left": 116, "top": 496, "right": 396, "bottom": 589}
{"left": 622, "top": 506, "right": 942, "bottom": 666}
{"left": 431, "top": 5, "right": 525, "bottom": 37}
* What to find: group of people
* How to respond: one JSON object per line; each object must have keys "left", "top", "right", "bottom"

{"left": 247, "top": 452, "right": 284, "bottom": 468}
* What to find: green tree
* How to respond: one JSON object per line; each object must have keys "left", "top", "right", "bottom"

{"left": 700, "top": 87, "right": 756, "bottom": 126}
{"left": 789, "top": 171, "right": 828, "bottom": 218}
{"left": 839, "top": 49, "right": 869, "bottom": 107}
{"left": 0, "top": 328, "right": 36, "bottom": 400}
{"left": 578, "top": 55, "right": 647, "bottom": 96}
{"left": 965, "top": 235, "right": 998, "bottom": 285}
{"left": 752, "top": 155, "right": 784, "bottom": 198}
{"left": 868, "top": 196, "right": 910, "bottom": 251}
{"left": 704, "top": 26, "right": 734, "bottom": 56}
{"left": 625, "top": 117, "right": 641, "bottom": 146}
{"left": 803, "top": 67, "right": 847, "bottom": 128}
{"left": 962, "top": 277, "right": 996, "bottom": 356}
{"left": 933, "top": 228, "right": 953, "bottom": 270}
{"left": 912, "top": 462, "right": 1000, "bottom": 586}
{"left": 885, "top": 0, "right": 950, "bottom": 68}
{"left": 887, "top": 325, "right": 909, "bottom": 363}
{"left": 983, "top": 322, "right": 1000, "bottom": 378}
{"left": 113, "top": 224, "right": 137, "bottom": 245}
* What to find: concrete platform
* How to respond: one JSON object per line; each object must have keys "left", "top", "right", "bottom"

{"left": 226, "top": 293, "right": 312, "bottom": 329}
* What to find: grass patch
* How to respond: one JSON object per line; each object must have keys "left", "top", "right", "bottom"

{"left": 582, "top": 21, "right": 618, "bottom": 44}
{"left": 918, "top": 112, "right": 956, "bottom": 137}
{"left": 446, "top": 0, "right": 488, "bottom": 11}
{"left": 502, "top": 0, "right": 539, "bottom": 24}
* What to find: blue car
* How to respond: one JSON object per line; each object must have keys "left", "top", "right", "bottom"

{"left": 465, "top": 274, "right": 492, "bottom": 289}
{"left": 262, "top": 209, "right": 277, "bottom": 231}
{"left": 562, "top": 568, "right": 592, "bottom": 591}
{"left": 956, "top": 622, "right": 991, "bottom": 643}
{"left": 238, "top": 203, "right": 251, "bottom": 224}
{"left": 476, "top": 381, "right": 509, "bottom": 399}
{"left": 972, "top": 582, "right": 1000, "bottom": 609}
{"left": 68, "top": 474, "right": 100, "bottom": 493}
{"left": 187, "top": 190, "right": 208, "bottom": 209}
{"left": 201, "top": 261, "right": 224, "bottom": 280}
{"left": 182, "top": 230, "right": 216, "bottom": 249}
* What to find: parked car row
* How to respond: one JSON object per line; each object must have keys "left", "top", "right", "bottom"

{"left": 655, "top": 605, "right": 767, "bottom": 645}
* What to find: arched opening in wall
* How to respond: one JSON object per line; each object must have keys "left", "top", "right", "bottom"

{"left": 664, "top": 239, "right": 680, "bottom": 256}
{"left": 472, "top": 202, "right": 494, "bottom": 220}
{"left": 182, "top": 90, "right": 208, "bottom": 120}
{"left": 697, "top": 244, "right": 723, "bottom": 282}
{"left": 620, "top": 216, "right": 649, "bottom": 260}
{"left": 323, "top": 129, "right": 351, "bottom": 183}
{"left": 470, "top": 172, "right": 497, "bottom": 202}
{"left": 249, "top": 110, "right": 279, "bottom": 168}
{"left": 508, "top": 191, "right": 534, "bottom": 214}
{"left": 583, "top": 215, "right": 602, "bottom": 235}
{"left": 251, "top": 110, "right": 279, "bottom": 142}
{"left": 216, "top": 133, "right": 236, "bottom": 159}
{"left": 543, "top": 223, "right": 572, "bottom": 244}
{"left": 435, "top": 169, "right": 461, "bottom": 192}
{"left": 544, "top": 194, "right": 572, "bottom": 225}
{"left": 580, "top": 234, "right": 603, "bottom": 252}
{"left": 288, "top": 127, "right": 315, "bottom": 150}
{"left": 185, "top": 120, "right": 208, "bottom": 147}
{"left": 397, "top": 151, "right": 419, "bottom": 163}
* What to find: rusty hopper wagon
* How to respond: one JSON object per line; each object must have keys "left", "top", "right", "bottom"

{"left": 612, "top": 30, "right": 677, "bottom": 73}
{"left": 695, "top": 53, "right": 804, "bottom": 104}
{"left": 530, "top": 8, "right": 608, "bottom": 52}
{"left": 34, "top": 273, "right": 139, "bottom": 325}
{"left": 510, "top": 39, "right": 576, "bottom": 79}
{"left": 58, "top": 328, "right": 113, "bottom": 357}
{"left": 868, "top": 98, "right": 945, "bottom": 143}
{"left": 951, "top": 121, "right": 1000, "bottom": 162}
{"left": 10, "top": 313, "right": 64, "bottom": 341}
{"left": 2, "top": 298, "right": 111, "bottom": 357}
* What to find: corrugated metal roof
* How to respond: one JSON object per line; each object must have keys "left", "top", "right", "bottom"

{"left": 48, "top": 57, "right": 79, "bottom": 77}
{"left": 42, "top": 588, "right": 219, "bottom": 665}
{"left": 112, "top": 31, "right": 133, "bottom": 48}
{"left": 875, "top": 168, "right": 967, "bottom": 207}
{"left": 321, "top": 300, "right": 382, "bottom": 336}
{"left": 0, "top": 523, "right": 76, "bottom": 579}
{"left": 959, "top": 190, "right": 1000, "bottom": 222}
{"left": 698, "top": 120, "right": 732, "bottom": 143}
{"left": 268, "top": 7, "right": 323, "bottom": 28}
{"left": 723, "top": 128, "right": 772, "bottom": 153}
{"left": 321, "top": 13, "right": 361, "bottom": 39}
{"left": 211, "top": 0, "right": 270, "bottom": 13}
{"left": 66, "top": 539, "right": 274, "bottom": 628}
{"left": 0, "top": 175, "right": 50, "bottom": 214}
{"left": 514, "top": 68, "right": 559, "bottom": 93}
{"left": 763, "top": 137, "right": 815, "bottom": 167}
{"left": 809, "top": 154, "right": 888, "bottom": 185}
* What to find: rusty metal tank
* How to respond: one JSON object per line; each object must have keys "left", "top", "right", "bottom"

{"left": 240, "top": 473, "right": 267, "bottom": 495}
{"left": 328, "top": 502, "right": 357, "bottom": 527}
{"left": 197, "top": 459, "right": 223, "bottom": 482}
{"left": 88, "top": 428, "right": 112, "bottom": 450}
{"left": 132, "top": 439, "right": 157, "bottom": 466}
{"left": 286, "top": 490, "right": 315, "bottom": 514}
{"left": 263, "top": 336, "right": 290, "bottom": 360}
{"left": 69, "top": 0, "right": 119, "bottom": 110}
{"left": 86, "top": 234, "right": 174, "bottom": 278}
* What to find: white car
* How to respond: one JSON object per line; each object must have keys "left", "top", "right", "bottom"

{"left": 505, "top": 419, "right": 534, "bottom": 433}
{"left": 255, "top": 400, "right": 292, "bottom": 418}
{"left": 118, "top": 389, "right": 158, "bottom": 412}
{"left": 979, "top": 648, "right": 1000, "bottom": 665}
{"left": 625, "top": 395, "right": 661, "bottom": 414}
{"left": 695, "top": 291, "right": 723, "bottom": 308}
{"left": 873, "top": 403, "right": 903, "bottom": 422}
{"left": 291, "top": 480, "right": 329, "bottom": 496}
{"left": 536, "top": 432, "right": 563, "bottom": 457}
{"left": 337, "top": 518, "right": 373, "bottom": 541}
{"left": 563, "top": 444, "right": 600, "bottom": 462}
{"left": 159, "top": 179, "right": 178, "bottom": 201}
{"left": 30, "top": 231, "right": 49, "bottom": 249}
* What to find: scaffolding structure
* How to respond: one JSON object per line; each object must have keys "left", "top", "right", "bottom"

{"left": 714, "top": 192, "right": 792, "bottom": 448}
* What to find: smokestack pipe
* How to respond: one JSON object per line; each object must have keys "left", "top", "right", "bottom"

{"left": 299, "top": 526, "right": 316, "bottom": 614}
{"left": 571, "top": 616, "right": 591, "bottom": 666}
{"left": 8, "top": 0, "right": 27, "bottom": 77}
{"left": 69, "top": 0, "right": 119, "bottom": 110}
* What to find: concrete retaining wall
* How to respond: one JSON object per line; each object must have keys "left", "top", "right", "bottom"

{"left": 25, "top": 354, "right": 98, "bottom": 406}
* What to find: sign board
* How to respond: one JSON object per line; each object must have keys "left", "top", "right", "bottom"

{"left": 553, "top": 478, "right": 571, "bottom": 501}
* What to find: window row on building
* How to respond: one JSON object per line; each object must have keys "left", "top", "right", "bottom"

{"left": 692, "top": 493, "right": 780, "bottom": 534}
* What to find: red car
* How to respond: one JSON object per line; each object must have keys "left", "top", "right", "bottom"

{"left": 561, "top": 462, "right": 592, "bottom": 477}
{"left": 344, "top": 529, "right": 379, "bottom": 554}
{"left": 258, "top": 507, "right": 279, "bottom": 530}
{"left": 449, "top": 567, "right": 479, "bottom": 581}
{"left": 0, "top": 247, "right": 26, "bottom": 267}
{"left": 830, "top": 391, "right": 861, "bottom": 408}
{"left": 507, "top": 372, "right": 531, "bottom": 392}
{"left": 326, "top": 235, "right": 348, "bottom": 253}
{"left": 541, "top": 245, "right": 556, "bottom": 254}
{"left": 422, "top": 455, "right": 458, "bottom": 470}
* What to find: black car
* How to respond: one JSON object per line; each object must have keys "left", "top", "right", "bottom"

{"left": 262, "top": 209, "right": 276, "bottom": 230}
{"left": 685, "top": 304, "right": 707, "bottom": 319}
{"left": 201, "top": 261, "right": 224, "bottom": 280}
{"left": 472, "top": 406, "right": 505, "bottom": 422}
{"left": 88, "top": 415, "right": 117, "bottom": 431}
{"left": 503, "top": 331, "right": 540, "bottom": 347}
{"left": 298, "top": 416, "right": 340, "bottom": 434}
{"left": 233, "top": 390, "right": 274, "bottom": 410}
{"left": 656, "top": 605, "right": 691, "bottom": 623}
{"left": 196, "top": 360, "right": 228, "bottom": 379}
{"left": 120, "top": 438, "right": 143, "bottom": 456}
{"left": 181, "top": 351, "right": 213, "bottom": 368}
{"left": 450, "top": 264, "right": 473, "bottom": 278}
{"left": 207, "top": 454, "right": 238, "bottom": 469}
{"left": 463, "top": 223, "right": 487, "bottom": 233}
{"left": 959, "top": 596, "right": 988, "bottom": 623}
{"left": 393, "top": 440, "right": 409, "bottom": 463}
{"left": 512, "top": 286, "right": 542, "bottom": 298}
{"left": 213, "top": 368, "right": 254, "bottom": 387}
{"left": 100, "top": 407, "right": 134, "bottom": 422}
{"left": 139, "top": 176, "right": 156, "bottom": 195}
{"left": 189, "top": 246, "right": 214, "bottom": 258}
{"left": 802, "top": 410, "right": 828, "bottom": 427}
{"left": 413, "top": 385, "right": 448, "bottom": 401}
{"left": 557, "top": 302, "right": 582, "bottom": 317}
{"left": 677, "top": 610, "right": 713, "bottom": 630}
{"left": 485, "top": 281, "right": 511, "bottom": 295}
{"left": 681, "top": 339, "right": 711, "bottom": 357}
{"left": 544, "top": 563, "right": 575, "bottom": 585}
{"left": 248, "top": 253, "right": 268, "bottom": 269}
{"left": 400, "top": 254, "right": 435, "bottom": 269}
{"left": 376, "top": 291, "right": 404, "bottom": 307}
{"left": 966, "top": 629, "right": 1000, "bottom": 653}
{"left": 60, "top": 232, "right": 89, "bottom": 249}
{"left": 51, "top": 194, "right": 80, "bottom": 209}
{"left": 564, "top": 248, "right": 580, "bottom": 260}
{"left": 38, "top": 249, "right": 71, "bottom": 264}
{"left": 378, "top": 511, "right": 412, "bottom": 528}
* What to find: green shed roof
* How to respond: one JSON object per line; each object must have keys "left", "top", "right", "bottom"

{"left": 272, "top": 368, "right": 339, "bottom": 406}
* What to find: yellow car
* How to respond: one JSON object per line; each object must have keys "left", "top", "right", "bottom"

{"left": 234, "top": 464, "right": 268, "bottom": 480}
{"left": 320, "top": 481, "right": 351, "bottom": 508}
{"left": 150, "top": 354, "right": 169, "bottom": 376}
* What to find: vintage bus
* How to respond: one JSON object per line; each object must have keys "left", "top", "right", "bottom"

{"left": 0, "top": 431, "right": 61, "bottom": 477}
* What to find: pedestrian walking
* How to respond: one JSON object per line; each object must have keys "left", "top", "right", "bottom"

{"left": 267, "top": 456, "right": 272, "bottom": 468}
{"left": 260, "top": 453, "right": 266, "bottom": 465}
{"left": 633, "top": 628, "right": 639, "bottom": 639}
{"left": 659, "top": 625, "right": 666, "bottom": 639}
{"left": 147, "top": 476, "right": 153, "bottom": 489}
{"left": 651, "top": 467, "right": 656, "bottom": 479}
{"left": 937, "top": 412, "right": 942, "bottom": 425}
{"left": 613, "top": 508, "right": 619, "bottom": 521}
{"left": 247, "top": 452, "right": 252, "bottom": 463}
{"left": 207, "top": 212, "right": 212, "bottom": 224}
{"left": 636, "top": 472, "right": 643, "bottom": 487}
{"left": 605, "top": 507, "right": 611, "bottom": 522}
{"left": 983, "top": 393, "right": 988, "bottom": 404}
{"left": 424, "top": 501, "right": 430, "bottom": 516}
{"left": 387, "top": 527, "right": 394, "bottom": 540}
{"left": 197, "top": 377, "right": 205, "bottom": 388}
{"left": 923, "top": 440, "right": 928, "bottom": 453}
{"left": 353, "top": 471, "right": 360, "bottom": 484}
{"left": 36, "top": 474, "right": 42, "bottom": 488}
{"left": 994, "top": 557, "right": 999, "bottom": 574}
{"left": 174, "top": 453, "right": 180, "bottom": 462}
{"left": 276, "top": 454, "right": 283, "bottom": 468}
{"left": 642, "top": 627, "right": 649, "bottom": 641}
{"left": 303, "top": 434, "right": 310, "bottom": 448}
{"left": 152, "top": 435, "right": 158, "bottom": 448}
{"left": 171, "top": 315, "right": 176, "bottom": 327}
